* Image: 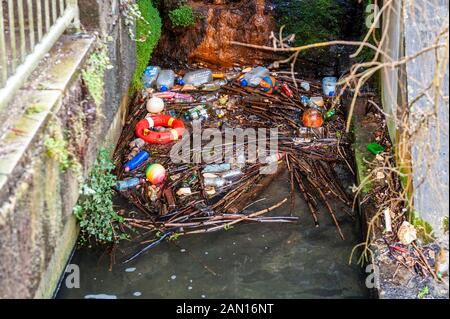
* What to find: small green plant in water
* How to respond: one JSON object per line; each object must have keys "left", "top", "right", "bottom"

{"left": 418, "top": 286, "right": 430, "bottom": 299}
{"left": 224, "top": 223, "right": 234, "bottom": 231}
{"left": 74, "top": 148, "right": 127, "bottom": 246}
{"left": 168, "top": 232, "right": 182, "bottom": 241}
{"left": 169, "top": 5, "right": 196, "bottom": 28}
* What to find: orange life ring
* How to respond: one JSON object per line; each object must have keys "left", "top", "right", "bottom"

{"left": 136, "top": 114, "right": 185, "bottom": 144}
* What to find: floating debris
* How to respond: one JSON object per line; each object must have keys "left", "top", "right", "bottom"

{"left": 114, "top": 63, "right": 355, "bottom": 262}
{"left": 84, "top": 294, "right": 117, "bottom": 299}
{"left": 125, "top": 267, "right": 137, "bottom": 273}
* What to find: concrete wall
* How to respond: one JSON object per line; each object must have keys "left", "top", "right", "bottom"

{"left": 379, "top": 0, "right": 449, "bottom": 240}
{"left": 0, "top": 0, "right": 135, "bottom": 298}
{"left": 404, "top": 0, "right": 449, "bottom": 240}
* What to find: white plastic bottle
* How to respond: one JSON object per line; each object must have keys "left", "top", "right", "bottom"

{"left": 142, "top": 66, "right": 161, "bottom": 89}
{"left": 183, "top": 69, "right": 213, "bottom": 87}
{"left": 240, "top": 66, "right": 270, "bottom": 87}
{"left": 156, "top": 70, "right": 175, "bottom": 92}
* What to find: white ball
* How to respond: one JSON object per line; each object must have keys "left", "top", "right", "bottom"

{"left": 147, "top": 97, "right": 165, "bottom": 114}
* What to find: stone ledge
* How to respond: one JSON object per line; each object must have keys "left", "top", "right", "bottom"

{"left": 0, "top": 35, "right": 95, "bottom": 194}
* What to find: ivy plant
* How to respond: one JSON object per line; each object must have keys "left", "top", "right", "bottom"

{"left": 74, "top": 148, "right": 127, "bottom": 246}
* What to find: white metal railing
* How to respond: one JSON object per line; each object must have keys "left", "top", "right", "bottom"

{"left": 0, "top": 0, "right": 79, "bottom": 111}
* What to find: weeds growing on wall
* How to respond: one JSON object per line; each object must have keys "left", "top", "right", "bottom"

{"left": 130, "top": 0, "right": 162, "bottom": 91}
{"left": 44, "top": 122, "right": 81, "bottom": 175}
{"left": 82, "top": 41, "right": 112, "bottom": 108}
{"left": 169, "top": 4, "right": 196, "bottom": 28}
{"left": 74, "top": 148, "right": 127, "bottom": 246}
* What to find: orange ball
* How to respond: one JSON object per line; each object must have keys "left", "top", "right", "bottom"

{"left": 302, "top": 108, "right": 324, "bottom": 128}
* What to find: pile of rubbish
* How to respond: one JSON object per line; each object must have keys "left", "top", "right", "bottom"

{"left": 113, "top": 64, "right": 355, "bottom": 261}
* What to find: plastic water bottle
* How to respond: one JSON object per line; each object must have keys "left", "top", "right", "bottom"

{"left": 204, "top": 177, "right": 230, "bottom": 188}
{"left": 240, "top": 66, "right": 270, "bottom": 87}
{"left": 185, "top": 105, "right": 208, "bottom": 121}
{"left": 124, "top": 151, "right": 150, "bottom": 172}
{"left": 203, "top": 163, "right": 232, "bottom": 173}
{"left": 156, "top": 70, "right": 175, "bottom": 92}
{"left": 176, "top": 76, "right": 185, "bottom": 86}
{"left": 142, "top": 66, "right": 161, "bottom": 89}
{"left": 322, "top": 77, "right": 338, "bottom": 97}
{"left": 115, "top": 178, "right": 144, "bottom": 191}
{"left": 183, "top": 69, "right": 213, "bottom": 87}
{"left": 222, "top": 169, "right": 243, "bottom": 180}
{"left": 265, "top": 152, "right": 284, "bottom": 163}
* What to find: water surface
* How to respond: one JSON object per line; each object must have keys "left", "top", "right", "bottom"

{"left": 57, "top": 170, "right": 368, "bottom": 299}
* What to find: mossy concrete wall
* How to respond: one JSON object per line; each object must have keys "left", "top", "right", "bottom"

{"left": 0, "top": 0, "right": 135, "bottom": 298}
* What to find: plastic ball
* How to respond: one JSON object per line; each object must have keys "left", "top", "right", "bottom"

{"left": 146, "top": 163, "right": 166, "bottom": 185}
{"left": 147, "top": 97, "right": 165, "bottom": 114}
{"left": 302, "top": 108, "right": 324, "bottom": 128}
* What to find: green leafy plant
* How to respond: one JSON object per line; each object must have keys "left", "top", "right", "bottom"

{"left": 169, "top": 5, "right": 196, "bottom": 28}
{"left": 131, "top": 0, "right": 162, "bottom": 91}
{"left": 44, "top": 136, "right": 74, "bottom": 172}
{"left": 74, "top": 148, "right": 127, "bottom": 246}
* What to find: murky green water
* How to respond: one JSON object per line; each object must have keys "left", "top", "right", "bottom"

{"left": 57, "top": 168, "right": 369, "bottom": 299}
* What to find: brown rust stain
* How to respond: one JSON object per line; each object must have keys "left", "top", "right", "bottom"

{"left": 155, "top": 0, "right": 275, "bottom": 68}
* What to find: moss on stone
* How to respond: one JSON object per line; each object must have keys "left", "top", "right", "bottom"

{"left": 169, "top": 4, "right": 196, "bottom": 28}
{"left": 411, "top": 213, "right": 435, "bottom": 244}
{"left": 131, "top": 0, "right": 162, "bottom": 92}
{"left": 82, "top": 40, "right": 111, "bottom": 108}
{"left": 442, "top": 216, "right": 449, "bottom": 233}
{"left": 354, "top": 146, "right": 373, "bottom": 194}
{"left": 25, "top": 104, "right": 46, "bottom": 116}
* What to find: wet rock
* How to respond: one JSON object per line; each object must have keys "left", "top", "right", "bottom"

{"left": 154, "top": 0, "right": 275, "bottom": 68}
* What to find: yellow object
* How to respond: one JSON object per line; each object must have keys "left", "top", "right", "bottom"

{"left": 213, "top": 73, "right": 225, "bottom": 79}
{"left": 170, "top": 129, "right": 179, "bottom": 141}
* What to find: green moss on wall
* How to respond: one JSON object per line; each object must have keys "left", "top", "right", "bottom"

{"left": 169, "top": 4, "right": 196, "bottom": 28}
{"left": 82, "top": 40, "right": 112, "bottom": 108}
{"left": 411, "top": 212, "right": 435, "bottom": 244}
{"left": 131, "top": 0, "right": 162, "bottom": 92}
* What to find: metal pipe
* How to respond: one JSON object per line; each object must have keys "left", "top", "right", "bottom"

{"left": 52, "top": 0, "right": 57, "bottom": 24}
{"left": 18, "top": 0, "right": 26, "bottom": 62}
{"left": 44, "top": 0, "right": 50, "bottom": 32}
{"left": 37, "top": 0, "right": 43, "bottom": 41}
{"left": 27, "top": 0, "right": 35, "bottom": 50}
{"left": 7, "top": 0, "right": 16, "bottom": 72}
{"left": 0, "top": 3, "right": 8, "bottom": 85}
